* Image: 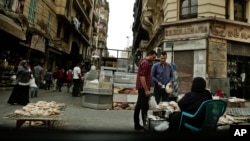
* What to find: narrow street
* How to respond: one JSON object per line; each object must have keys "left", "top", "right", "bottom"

{"left": 0, "top": 87, "right": 250, "bottom": 141}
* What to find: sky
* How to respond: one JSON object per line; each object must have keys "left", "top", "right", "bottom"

{"left": 106, "top": 0, "right": 135, "bottom": 56}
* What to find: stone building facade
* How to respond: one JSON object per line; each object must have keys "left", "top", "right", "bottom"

{"left": 0, "top": 0, "right": 109, "bottom": 86}
{"left": 133, "top": 0, "right": 250, "bottom": 99}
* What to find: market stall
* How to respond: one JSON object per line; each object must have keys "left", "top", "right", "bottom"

{"left": 0, "top": 58, "right": 16, "bottom": 86}
{"left": 82, "top": 69, "right": 113, "bottom": 110}
{"left": 3, "top": 101, "right": 66, "bottom": 129}
{"left": 113, "top": 72, "right": 137, "bottom": 110}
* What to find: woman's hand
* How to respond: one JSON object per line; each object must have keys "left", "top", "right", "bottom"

{"left": 169, "top": 101, "right": 181, "bottom": 111}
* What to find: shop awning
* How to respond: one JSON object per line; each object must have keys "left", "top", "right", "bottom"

{"left": 0, "top": 14, "right": 27, "bottom": 40}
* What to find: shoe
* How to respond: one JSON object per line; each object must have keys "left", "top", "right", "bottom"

{"left": 8, "top": 102, "right": 14, "bottom": 105}
{"left": 134, "top": 125, "right": 144, "bottom": 130}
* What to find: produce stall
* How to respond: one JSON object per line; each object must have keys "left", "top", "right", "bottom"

{"left": 3, "top": 101, "right": 66, "bottom": 129}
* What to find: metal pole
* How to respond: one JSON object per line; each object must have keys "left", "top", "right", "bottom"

{"left": 171, "top": 45, "right": 174, "bottom": 63}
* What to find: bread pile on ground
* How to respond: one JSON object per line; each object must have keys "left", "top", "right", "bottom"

{"left": 13, "top": 101, "right": 65, "bottom": 117}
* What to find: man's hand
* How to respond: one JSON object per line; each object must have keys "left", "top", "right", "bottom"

{"left": 145, "top": 90, "right": 151, "bottom": 97}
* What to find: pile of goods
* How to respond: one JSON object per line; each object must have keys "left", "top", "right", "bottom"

{"left": 227, "top": 97, "right": 246, "bottom": 108}
{"left": 11, "top": 101, "right": 65, "bottom": 117}
{"left": 113, "top": 102, "right": 134, "bottom": 110}
{"left": 113, "top": 87, "right": 137, "bottom": 94}
{"left": 218, "top": 108, "right": 250, "bottom": 125}
{"left": 157, "top": 101, "right": 179, "bottom": 112}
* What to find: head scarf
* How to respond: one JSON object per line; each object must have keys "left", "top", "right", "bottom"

{"left": 191, "top": 77, "right": 206, "bottom": 93}
{"left": 16, "top": 60, "right": 27, "bottom": 75}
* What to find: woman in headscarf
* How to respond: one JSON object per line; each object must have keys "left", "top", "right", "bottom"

{"left": 167, "top": 77, "right": 212, "bottom": 132}
{"left": 7, "top": 60, "right": 30, "bottom": 106}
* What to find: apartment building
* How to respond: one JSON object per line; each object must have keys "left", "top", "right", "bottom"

{"left": 133, "top": 0, "right": 250, "bottom": 99}
{"left": 91, "top": 0, "right": 109, "bottom": 69}
{"left": 0, "top": 0, "right": 109, "bottom": 86}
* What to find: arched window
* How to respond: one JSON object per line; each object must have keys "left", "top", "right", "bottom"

{"left": 234, "top": 0, "right": 247, "bottom": 22}
{"left": 180, "top": 0, "right": 197, "bottom": 20}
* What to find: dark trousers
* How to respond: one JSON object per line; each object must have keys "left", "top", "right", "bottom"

{"left": 57, "top": 77, "right": 64, "bottom": 91}
{"left": 45, "top": 80, "right": 52, "bottom": 90}
{"left": 66, "top": 80, "right": 72, "bottom": 92}
{"left": 72, "top": 79, "right": 80, "bottom": 96}
{"left": 153, "top": 85, "right": 169, "bottom": 104}
{"left": 133, "top": 88, "right": 150, "bottom": 127}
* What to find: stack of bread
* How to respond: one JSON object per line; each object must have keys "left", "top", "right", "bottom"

{"left": 13, "top": 101, "right": 65, "bottom": 117}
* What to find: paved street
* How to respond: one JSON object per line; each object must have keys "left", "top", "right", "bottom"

{"left": 1, "top": 87, "right": 250, "bottom": 141}
{"left": 0, "top": 87, "right": 135, "bottom": 131}
{"left": 0, "top": 86, "right": 157, "bottom": 141}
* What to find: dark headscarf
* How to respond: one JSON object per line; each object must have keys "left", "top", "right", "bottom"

{"left": 191, "top": 77, "right": 206, "bottom": 93}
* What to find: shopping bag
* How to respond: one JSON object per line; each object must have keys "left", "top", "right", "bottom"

{"left": 149, "top": 96, "right": 157, "bottom": 110}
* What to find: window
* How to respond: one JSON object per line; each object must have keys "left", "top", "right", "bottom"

{"left": 180, "top": 0, "right": 197, "bottom": 20}
{"left": 234, "top": 0, "right": 247, "bottom": 22}
{"left": 27, "top": 0, "right": 37, "bottom": 24}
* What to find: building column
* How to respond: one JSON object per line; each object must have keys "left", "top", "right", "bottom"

{"left": 229, "top": 0, "right": 234, "bottom": 20}
{"left": 247, "top": 0, "right": 250, "bottom": 23}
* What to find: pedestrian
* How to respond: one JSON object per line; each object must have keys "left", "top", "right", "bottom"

{"left": 72, "top": 62, "right": 82, "bottom": 97}
{"left": 45, "top": 68, "right": 53, "bottom": 90}
{"left": 57, "top": 66, "right": 65, "bottom": 92}
{"left": 167, "top": 77, "right": 212, "bottom": 132}
{"left": 66, "top": 68, "right": 73, "bottom": 93}
{"left": 52, "top": 66, "right": 58, "bottom": 92}
{"left": 29, "top": 74, "right": 37, "bottom": 98}
{"left": 33, "top": 62, "right": 44, "bottom": 97}
{"left": 151, "top": 51, "right": 173, "bottom": 104}
{"left": 7, "top": 60, "right": 30, "bottom": 105}
{"left": 133, "top": 50, "right": 157, "bottom": 130}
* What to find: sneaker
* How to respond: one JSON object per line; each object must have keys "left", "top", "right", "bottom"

{"left": 134, "top": 125, "right": 144, "bottom": 130}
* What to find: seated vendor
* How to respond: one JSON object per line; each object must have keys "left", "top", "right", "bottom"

{"left": 167, "top": 77, "right": 212, "bottom": 132}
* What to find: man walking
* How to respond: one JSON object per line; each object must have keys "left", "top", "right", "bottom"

{"left": 33, "top": 62, "right": 44, "bottom": 97}
{"left": 72, "top": 62, "right": 82, "bottom": 97}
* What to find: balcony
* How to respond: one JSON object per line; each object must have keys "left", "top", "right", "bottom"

{"left": 74, "top": 0, "right": 91, "bottom": 25}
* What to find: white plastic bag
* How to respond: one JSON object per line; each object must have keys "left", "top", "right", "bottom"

{"left": 154, "top": 121, "right": 169, "bottom": 131}
{"left": 165, "top": 83, "right": 173, "bottom": 94}
{"left": 149, "top": 96, "right": 157, "bottom": 110}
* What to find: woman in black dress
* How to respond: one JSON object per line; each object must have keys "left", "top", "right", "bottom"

{"left": 7, "top": 60, "right": 30, "bottom": 106}
{"left": 167, "top": 77, "right": 212, "bottom": 132}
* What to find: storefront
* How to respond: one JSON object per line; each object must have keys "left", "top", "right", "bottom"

{"left": 145, "top": 17, "right": 250, "bottom": 99}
